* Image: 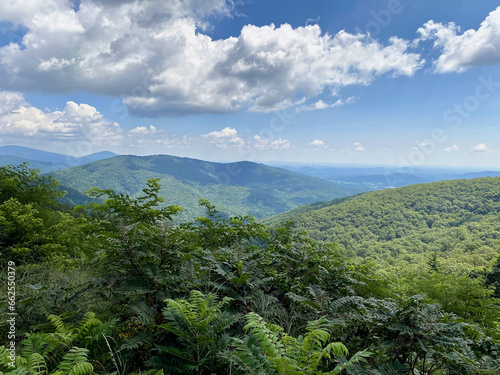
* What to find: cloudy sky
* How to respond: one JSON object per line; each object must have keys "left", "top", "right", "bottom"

{"left": 0, "top": 0, "right": 500, "bottom": 167}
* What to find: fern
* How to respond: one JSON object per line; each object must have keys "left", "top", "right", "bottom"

{"left": 120, "top": 332, "right": 154, "bottom": 351}
{"left": 231, "top": 313, "right": 372, "bottom": 375}
{"left": 0, "top": 346, "right": 92, "bottom": 375}
{"left": 365, "top": 361, "right": 410, "bottom": 375}
{"left": 47, "top": 315, "right": 73, "bottom": 336}
{"left": 129, "top": 304, "right": 155, "bottom": 326}
{"left": 152, "top": 290, "right": 240, "bottom": 374}
{"left": 28, "top": 353, "right": 48, "bottom": 375}
{"left": 56, "top": 347, "right": 91, "bottom": 375}
{"left": 74, "top": 313, "right": 101, "bottom": 341}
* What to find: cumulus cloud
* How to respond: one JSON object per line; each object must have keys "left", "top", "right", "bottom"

{"left": 0, "top": 91, "right": 27, "bottom": 116}
{"left": 129, "top": 125, "right": 160, "bottom": 135}
{"left": 0, "top": 91, "right": 123, "bottom": 144}
{"left": 0, "top": 93, "right": 294, "bottom": 154}
{"left": 255, "top": 136, "right": 290, "bottom": 150}
{"left": 444, "top": 144, "right": 458, "bottom": 152}
{"left": 0, "top": 91, "right": 191, "bottom": 152}
{"left": 0, "top": 0, "right": 423, "bottom": 116}
{"left": 471, "top": 143, "right": 490, "bottom": 152}
{"left": 268, "top": 138, "right": 291, "bottom": 149}
{"left": 417, "top": 6, "right": 500, "bottom": 72}
{"left": 352, "top": 142, "right": 366, "bottom": 152}
{"left": 202, "top": 127, "right": 245, "bottom": 148}
{"left": 310, "top": 140, "right": 325, "bottom": 147}
{"left": 201, "top": 129, "right": 291, "bottom": 150}
{"left": 296, "top": 96, "right": 358, "bottom": 113}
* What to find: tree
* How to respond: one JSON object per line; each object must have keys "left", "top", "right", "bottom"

{"left": 0, "top": 164, "right": 98, "bottom": 263}
{"left": 486, "top": 257, "right": 500, "bottom": 299}
{"left": 0, "top": 163, "right": 64, "bottom": 208}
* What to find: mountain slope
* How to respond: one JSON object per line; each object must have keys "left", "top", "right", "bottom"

{"left": 267, "top": 177, "right": 500, "bottom": 270}
{"left": 0, "top": 155, "right": 70, "bottom": 173}
{"left": 0, "top": 145, "right": 118, "bottom": 172}
{"left": 48, "top": 154, "right": 363, "bottom": 220}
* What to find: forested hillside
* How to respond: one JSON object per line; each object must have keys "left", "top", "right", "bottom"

{"left": 49, "top": 155, "right": 362, "bottom": 220}
{"left": 266, "top": 178, "right": 500, "bottom": 329}
{"left": 1, "top": 164, "right": 499, "bottom": 375}
{"left": 266, "top": 178, "right": 500, "bottom": 268}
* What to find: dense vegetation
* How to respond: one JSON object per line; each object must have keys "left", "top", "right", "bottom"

{"left": 266, "top": 179, "right": 500, "bottom": 329}
{"left": 48, "top": 155, "right": 361, "bottom": 221}
{"left": 1, "top": 163, "right": 499, "bottom": 374}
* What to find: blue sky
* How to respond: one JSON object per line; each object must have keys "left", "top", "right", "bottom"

{"left": 0, "top": 0, "right": 500, "bottom": 168}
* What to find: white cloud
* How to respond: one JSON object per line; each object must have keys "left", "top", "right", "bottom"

{"left": 200, "top": 130, "right": 292, "bottom": 150}
{"left": 0, "top": 91, "right": 27, "bottom": 116}
{"left": 295, "top": 96, "right": 358, "bottom": 113}
{"left": 0, "top": 1, "right": 423, "bottom": 116}
{"left": 353, "top": 142, "right": 366, "bottom": 152}
{"left": 269, "top": 138, "right": 291, "bottom": 149}
{"left": 310, "top": 140, "right": 325, "bottom": 147}
{"left": 444, "top": 144, "right": 458, "bottom": 152}
{"left": 471, "top": 143, "right": 490, "bottom": 152}
{"left": 129, "top": 125, "right": 159, "bottom": 135}
{"left": 202, "top": 127, "right": 245, "bottom": 148}
{"left": 0, "top": 92, "right": 123, "bottom": 144}
{"left": 0, "top": 91, "right": 192, "bottom": 153}
{"left": 0, "top": 93, "right": 295, "bottom": 154}
{"left": 250, "top": 135, "right": 292, "bottom": 150}
{"left": 417, "top": 6, "right": 500, "bottom": 72}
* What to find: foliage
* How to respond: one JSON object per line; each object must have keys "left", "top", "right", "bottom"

{"left": 0, "top": 313, "right": 115, "bottom": 375}
{"left": 267, "top": 178, "right": 500, "bottom": 326}
{"left": 1, "top": 166, "right": 499, "bottom": 375}
{"left": 486, "top": 257, "right": 500, "bottom": 299}
{"left": 228, "top": 313, "right": 371, "bottom": 374}
{"left": 151, "top": 291, "right": 240, "bottom": 374}
{"left": 0, "top": 163, "right": 64, "bottom": 208}
{"left": 0, "top": 164, "right": 101, "bottom": 263}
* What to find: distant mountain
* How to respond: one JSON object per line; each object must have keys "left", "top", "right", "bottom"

{"left": 267, "top": 163, "right": 500, "bottom": 190}
{"left": 0, "top": 155, "right": 69, "bottom": 173}
{"left": 0, "top": 146, "right": 118, "bottom": 173}
{"left": 266, "top": 177, "right": 500, "bottom": 264}
{"left": 77, "top": 151, "right": 118, "bottom": 162}
{"left": 48, "top": 154, "right": 364, "bottom": 220}
{"left": 452, "top": 171, "right": 500, "bottom": 179}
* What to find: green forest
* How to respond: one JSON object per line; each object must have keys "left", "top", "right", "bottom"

{"left": 1, "top": 163, "right": 500, "bottom": 374}
{"left": 49, "top": 155, "right": 360, "bottom": 221}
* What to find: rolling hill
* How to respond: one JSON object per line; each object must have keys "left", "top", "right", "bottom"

{"left": 266, "top": 177, "right": 500, "bottom": 272}
{"left": 48, "top": 154, "right": 363, "bottom": 220}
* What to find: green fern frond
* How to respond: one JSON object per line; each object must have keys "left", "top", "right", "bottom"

{"left": 130, "top": 304, "right": 155, "bottom": 326}
{"left": 28, "top": 353, "right": 47, "bottom": 375}
{"left": 66, "top": 361, "right": 93, "bottom": 375}
{"left": 230, "top": 337, "right": 278, "bottom": 375}
{"left": 74, "top": 313, "right": 101, "bottom": 341}
{"left": 56, "top": 347, "right": 90, "bottom": 375}
{"left": 47, "top": 316, "right": 73, "bottom": 336}
{"left": 85, "top": 319, "right": 117, "bottom": 344}
{"left": 120, "top": 332, "right": 154, "bottom": 351}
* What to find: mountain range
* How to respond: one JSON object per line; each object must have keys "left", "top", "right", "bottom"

{"left": 45, "top": 154, "right": 363, "bottom": 220}
{"left": 0, "top": 145, "right": 117, "bottom": 173}
{"left": 269, "top": 163, "right": 500, "bottom": 190}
